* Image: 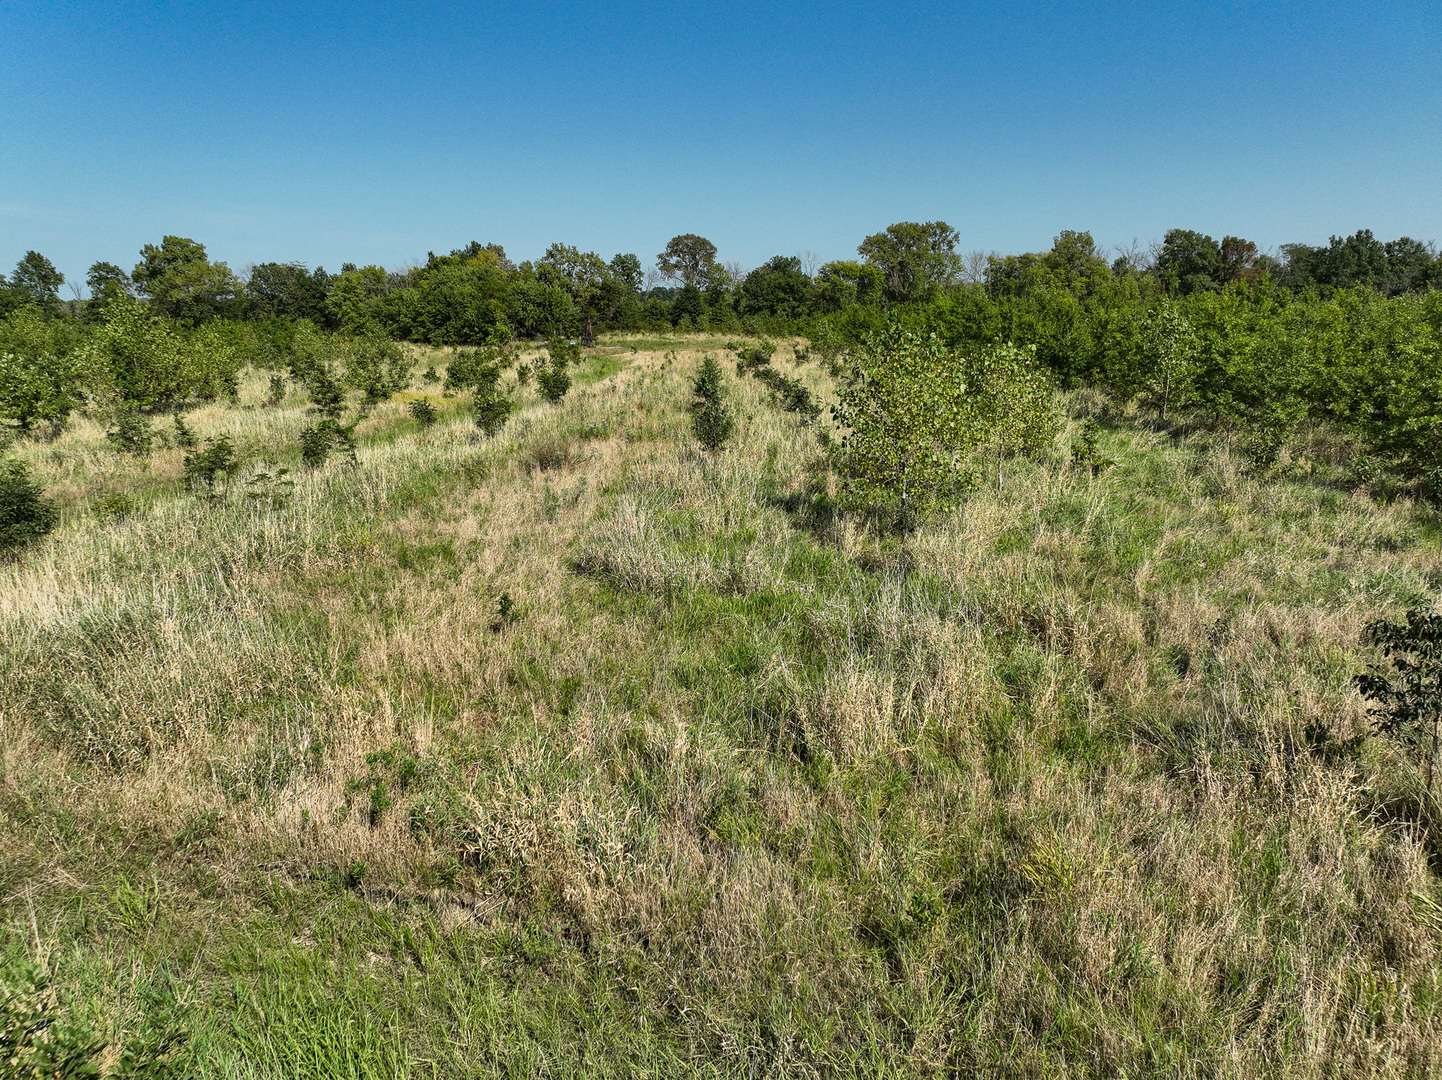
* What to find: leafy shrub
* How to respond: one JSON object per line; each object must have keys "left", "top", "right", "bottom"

{"left": 831, "top": 326, "right": 977, "bottom": 531}
{"left": 243, "top": 467, "right": 295, "bottom": 509}
{"left": 299, "top": 419, "right": 358, "bottom": 468}
{"left": 105, "top": 405, "right": 155, "bottom": 455}
{"left": 98, "top": 492, "right": 136, "bottom": 519}
{"left": 408, "top": 399, "right": 438, "bottom": 426}
{"left": 473, "top": 372, "right": 513, "bottom": 437}
{"left": 445, "top": 346, "right": 510, "bottom": 392}
{"left": 182, "top": 435, "right": 236, "bottom": 494}
{"left": 1, "top": 963, "right": 106, "bottom": 1079}
{"left": 1070, "top": 418, "right": 1112, "bottom": 475}
{"left": 0, "top": 458, "right": 58, "bottom": 554}
{"left": 735, "top": 339, "right": 776, "bottom": 372}
{"left": 264, "top": 373, "right": 286, "bottom": 406}
{"left": 536, "top": 349, "right": 572, "bottom": 404}
{"left": 1357, "top": 602, "right": 1442, "bottom": 795}
{"left": 344, "top": 333, "right": 410, "bottom": 405}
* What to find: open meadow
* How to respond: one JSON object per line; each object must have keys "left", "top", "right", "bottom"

{"left": 4, "top": 336, "right": 1442, "bottom": 1077}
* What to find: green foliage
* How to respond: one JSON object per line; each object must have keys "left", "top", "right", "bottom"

{"left": 1070, "top": 418, "right": 1112, "bottom": 475}
{"left": 831, "top": 326, "right": 979, "bottom": 530}
{"left": 1138, "top": 300, "right": 1199, "bottom": 420}
{"left": 690, "top": 356, "right": 735, "bottom": 452}
{"left": 536, "top": 344, "right": 575, "bottom": 404}
{"left": 473, "top": 369, "right": 513, "bottom": 437}
{"left": 443, "top": 346, "right": 508, "bottom": 393}
{"left": 343, "top": 333, "right": 410, "bottom": 406}
{"left": 656, "top": 234, "right": 719, "bottom": 288}
{"left": 105, "top": 405, "right": 156, "bottom": 455}
{"left": 965, "top": 341, "right": 1060, "bottom": 486}
{"left": 131, "top": 235, "right": 243, "bottom": 324}
{"left": 739, "top": 256, "right": 813, "bottom": 319}
{"left": 0, "top": 458, "right": 58, "bottom": 554}
{"left": 8, "top": 251, "right": 65, "bottom": 313}
{"left": 299, "top": 419, "right": 356, "bottom": 468}
{"left": 0, "top": 308, "right": 84, "bottom": 433}
{"left": 857, "top": 221, "right": 960, "bottom": 303}
{"left": 182, "top": 435, "right": 237, "bottom": 495}
{"left": 1357, "top": 603, "right": 1442, "bottom": 795}
{"left": 83, "top": 298, "right": 240, "bottom": 409}
{"left": 170, "top": 412, "right": 197, "bottom": 449}
{"left": 1, "top": 963, "right": 103, "bottom": 1079}
{"left": 408, "top": 399, "right": 437, "bottom": 426}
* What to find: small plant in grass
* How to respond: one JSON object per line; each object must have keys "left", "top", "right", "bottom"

{"left": 244, "top": 467, "right": 295, "bottom": 509}
{"left": 1071, "top": 418, "right": 1112, "bottom": 475}
{"left": 264, "top": 373, "right": 286, "bottom": 406}
{"left": 691, "top": 355, "right": 735, "bottom": 452}
{"left": 1356, "top": 602, "right": 1442, "bottom": 797}
{"left": 536, "top": 350, "right": 573, "bottom": 404}
{"left": 170, "top": 412, "right": 197, "bottom": 449}
{"left": 98, "top": 492, "right": 136, "bottom": 519}
{"left": 735, "top": 339, "right": 775, "bottom": 373}
{"left": 408, "top": 398, "right": 438, "bottom": 427}
{"left": 515, "top": 361, "right": 532, "bottom": 386}
{"left": 0, "top": 458, "right": 58, "bottom": 555}
{"left": 298, "top": 418, "right": 357, "bottom": 468}
{"left": 0, "top": 962, "right": 188, "bottom": 1078}
{"left": 1, "top": 962, "right": 106, "bottom": 1078}
{"left": 473, "top": 370, "right": 513, "bottom": 437}
{"left": 105, "top": 405, "right": 155, "bottom": 455}
{"left": 182, "top": 435, "right": 237, "bottom": 495}
{"left": 491, "top": 590, "right": 521, "bottom": 632}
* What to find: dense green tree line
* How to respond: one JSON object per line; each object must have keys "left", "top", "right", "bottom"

{"left": 2, "top": 224, "right": 1440, "bottom": 496}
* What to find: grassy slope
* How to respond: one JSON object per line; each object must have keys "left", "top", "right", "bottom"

{"left": 3, "top": 338, "right": 1442, "bottom": 1078}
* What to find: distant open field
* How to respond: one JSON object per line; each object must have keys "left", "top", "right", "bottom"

{"left": 4, "top": 335, "right": 1442, "bottom": 1077}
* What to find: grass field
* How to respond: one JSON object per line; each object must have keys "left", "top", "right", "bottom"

{"left": 3, "top": 336, "right": 1442, "bottom": 1077}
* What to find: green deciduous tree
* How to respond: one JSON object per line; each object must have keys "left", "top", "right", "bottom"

{"left": 739, "top": 256, "right": 813, "bottom": 319}
{"left": 857, "top": 221, "right": 960, "bottom": 304}
{"left": 830, "top": 326, "right": 978, "bottom": 530}
{"left": 0, "top": 308, "right": 85, "bottom": 433}
{"left": 657, "top": 234, "right": 719, "bottom": 289}
{"left": 132, "top": 236, "right": 243, "bottom": 324}
{"left": 8, "top": 251, "right": 65, "bottom": 312}
{"left": 965, "top": 342, "right": 1061, "bottom": 489}
{"left": 84, "top": 262, "right": 135, "bottom": 322}
{"left": 1139, "top": 300, "right": 1199, "bottom": 421}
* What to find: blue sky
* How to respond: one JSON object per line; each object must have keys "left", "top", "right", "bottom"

{"left": 3, "top": 1, "right": 1439, "bottom": 290}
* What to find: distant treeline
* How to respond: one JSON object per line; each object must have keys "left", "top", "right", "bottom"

{"left": 2, "top": 224, "right": 1441, "bottom": 491}
{"left": 3, "top": 224, "right": 1439, "bottom": 343}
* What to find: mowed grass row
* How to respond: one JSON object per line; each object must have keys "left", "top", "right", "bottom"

{"left": 3, "top": 337, "right": 1442, "bottom": 1077}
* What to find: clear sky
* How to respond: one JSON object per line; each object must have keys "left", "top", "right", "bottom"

{"left": 3, "top": 1, "right": 1439, "bottom": 290}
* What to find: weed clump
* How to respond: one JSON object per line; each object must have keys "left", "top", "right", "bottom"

{"left": 408, "top": 399, "right": 438, "bottom": 427}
